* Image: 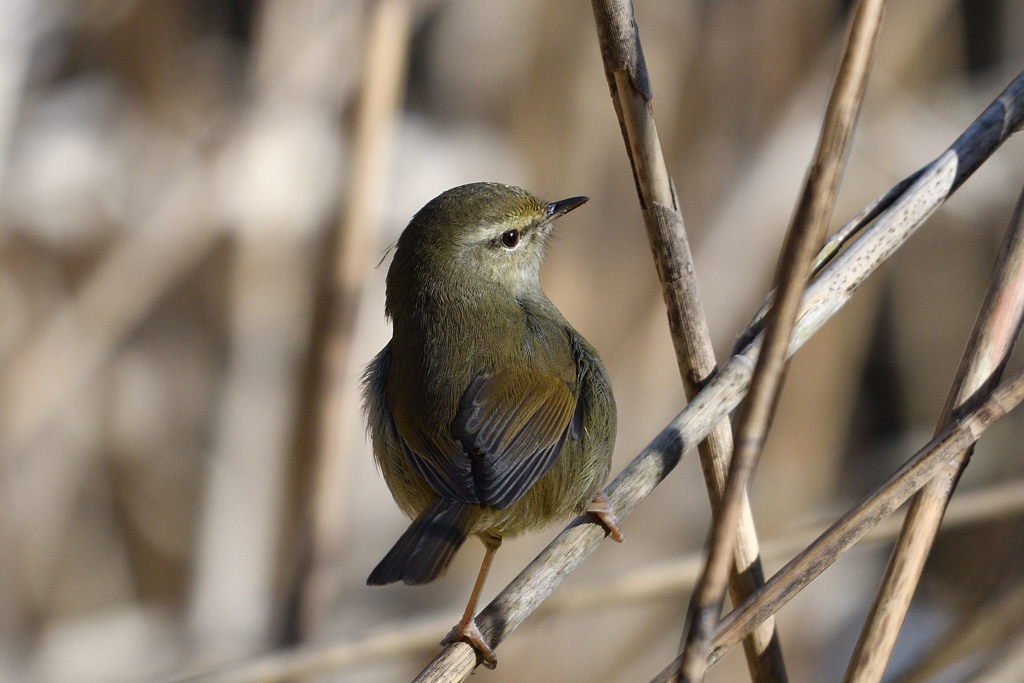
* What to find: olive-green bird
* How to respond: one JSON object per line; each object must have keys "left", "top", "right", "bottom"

{"left": 363, "top": 182, "right": 621, "bottom": 667}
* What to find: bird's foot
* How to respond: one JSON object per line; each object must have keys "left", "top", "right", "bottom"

{"left": 587, "top": 490, "right": 624, "bottom": 542}
{"left": 441, "top": 618, "right": 497, "bottom": 669}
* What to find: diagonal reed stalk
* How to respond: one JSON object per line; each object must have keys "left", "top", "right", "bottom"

{"left": 407, "top": 70, "right": 1024, "bottom": 682}
{"left": 590, "top": 1, "right": 786, "bottom": 680}
{"left": 676, "top": 1, "right": 885, "bottom": 680}
{"left": 842, "top": 180, "right": 1024, "bottom": 682}
{"left": 648, "top": 362, "right": 1024, "bottom": 682}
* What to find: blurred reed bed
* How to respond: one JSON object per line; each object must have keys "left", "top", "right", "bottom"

{"left": 0, "top": 1, "right": 1022, "bottom": 682}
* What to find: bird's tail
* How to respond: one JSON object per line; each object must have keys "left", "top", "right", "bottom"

{"left": 367, "top": 498, "right": 475, "bottom": 586}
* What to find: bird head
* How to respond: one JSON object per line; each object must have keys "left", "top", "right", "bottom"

{"left": 386, "top": 183, "right": 588, "bottom": 313}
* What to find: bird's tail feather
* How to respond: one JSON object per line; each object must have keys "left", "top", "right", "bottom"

{"left": 367, "top": 498, "right": 474, "bottom": 586}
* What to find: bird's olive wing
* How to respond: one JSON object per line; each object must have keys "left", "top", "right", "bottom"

{"left": 395, "top": 419, "right": 480, "bottom": 505}
{"left": 451, "top": 371, "right": 580, "bottom": 510}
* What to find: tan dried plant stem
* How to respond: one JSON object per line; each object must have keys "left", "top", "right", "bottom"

{"left": 589, "top": 1, "right": 785, "bottom": 680}
{"left": 675, "top": 2, "right": 885, "bottom": 680}
{"left": 406, "top": 69, "right": 1024, "bottom": 682}
{"left": 300, "top": 0, "right": 412, "bottom": 630}
{"left": 842, "top": 182, "right": 1024, "bottom": 683}
{"left": 648, "top": 364, "right": 1024, "bottom": 682}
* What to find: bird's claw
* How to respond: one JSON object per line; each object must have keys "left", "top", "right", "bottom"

{"left": 587, "top": 490, "right": 624, "bottom": 542}
{"left": 441, "top": 618, "right": 498, "bottom": 669}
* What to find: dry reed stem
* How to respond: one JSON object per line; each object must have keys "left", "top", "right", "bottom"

{"left": 405, "top": 70, "right": 1024, "bottom": 683}
{"left": 646, "top": 365, "right": 1024, "bottom": 682}
{"left": 155, "top": 476, "right": 1024, "bottom": 683}
{"left": 590, "top": 1, "right": 785, "bottom": 679}
{"left": 300, "top": 0, "right": 412, "bottom": 631}
{"left": 843, "top": 182, "right": 1024, "bottom": 682}
{"left": 676, "top": 2, "right": 885, "bottom": 680}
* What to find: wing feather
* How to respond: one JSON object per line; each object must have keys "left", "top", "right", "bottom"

{"left": 389, "top": 368, "right": 579, "bottom": 510}
{"left": 452, "top": 370, "right": 577, "bottom": 510}
{"left": 397, "top": 421, "right": 479, "bottom": 504}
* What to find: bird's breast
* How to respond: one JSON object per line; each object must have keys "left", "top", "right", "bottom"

{"left": 388, "top": 297, "right": 576, "bottom": 409}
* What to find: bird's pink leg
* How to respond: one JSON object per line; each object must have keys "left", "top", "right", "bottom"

{"left": 587, "top": 490, "right": 624, "bottom": 542}
{"left": 441, "top": 541, "right": 499, "bottom": 668}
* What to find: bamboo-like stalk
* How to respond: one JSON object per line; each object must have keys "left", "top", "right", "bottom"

{"left": 299, "top": 0, "right": 412, "bottom": 632}
{"left": 405, "top": 70, "right": 1024, "bottom": 682}
{"left": 842, "top": 183, "right": 1024, "bottom": 682}
{"left": 676, "top": 2, "right": 885, "bottom": 680}
{"left": 589, "top": 1, "right": 785, "bottom": 680}
{"left": 151, "top": 477, "right": 1024, "bottom": 683}
{"left": 646, "top": 365, "right": 1024, "bottom": 682}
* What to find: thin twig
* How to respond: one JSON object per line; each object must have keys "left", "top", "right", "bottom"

{"left": 843, "top": 181, "right": 1024, "bottom": 682}
{"left": 590, "top": 1, "right": 785, "bottom": 679}
{"left": 408, "top": 70, "right": 1024, "bottom": 683}
{"left": 152, "top": 478, "right": 1024, "bottom": 683}
{"left": 299, "top": 0, "right": 412, "bottom": 632}
{"left": 677, "top": 2, "right": 885, "bottom": 680}
{"left": 647, "top": 365, "right": 1024, "bottom": 682}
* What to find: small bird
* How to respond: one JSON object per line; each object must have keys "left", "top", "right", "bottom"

{"left": 364, "top": 182, "right": 621, "bottom": 667}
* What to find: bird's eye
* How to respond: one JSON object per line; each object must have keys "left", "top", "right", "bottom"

{"left": 500, "top": 229, "right": 520, "bottom": 249}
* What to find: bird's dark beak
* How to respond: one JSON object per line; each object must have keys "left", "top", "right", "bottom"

{"left": 545, "top": 196, "right": 589, "bottom": 221}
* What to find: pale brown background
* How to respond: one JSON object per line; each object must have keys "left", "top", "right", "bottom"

{"left": 0, "top": 1, "right": 1023, "bottom": 681}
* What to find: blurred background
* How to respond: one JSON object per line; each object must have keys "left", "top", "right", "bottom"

{"left": 0, "top": 0, "right": 1023, "bottom": 681}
